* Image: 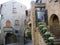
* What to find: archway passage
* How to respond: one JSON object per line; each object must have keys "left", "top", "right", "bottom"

{"left": 5, "top": 33, "right": 17, "bottom": 44}
{"left": 50, "top": 14, "right": 60, "bottom": 38}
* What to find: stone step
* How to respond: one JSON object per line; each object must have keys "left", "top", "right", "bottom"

{"left": 50, "top": 25, "right": 60, "bottom": 38}
{"left": 54, "top": 42, "right": 60, "bottom": 45}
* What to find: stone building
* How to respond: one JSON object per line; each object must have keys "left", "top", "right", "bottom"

{"left": 46, "top": 0, "right": 60, "bottom": 38}
{"left": 30, "top": 0, "right": 60, "bottom": 45}
{"left": 0, "top": 0, "right": 26, "bottom": 45}
{"left": 24, "top": 9, "right": 32, "bottom": 39}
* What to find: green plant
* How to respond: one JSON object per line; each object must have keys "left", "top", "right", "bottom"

{"left": 44, "top": 32, "right": 52, "bottom": 39}
{"left": 27, "top": 31, "right": 31, "bottom": 39}
{"left": 48, "top": 37, "right": 54, "bottom": 42}
{"left": 38, "top": 22, "right": 43, "bottom": 25}
{"left": 41, "top": 27, "right": 47, "bottom": 34}
{"left": 39, "top": 25, "right": 45, "bottom": 30}
{"left": 48, "top": 37, "right": 54, "bottom": 45}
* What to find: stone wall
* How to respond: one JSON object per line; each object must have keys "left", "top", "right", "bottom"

{"left": 46, "top": 2, "right": 60, "bottom": 25}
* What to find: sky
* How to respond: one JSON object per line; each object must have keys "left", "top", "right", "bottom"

{"left": 0, "top": 0, "right": 35, "bottom": 9}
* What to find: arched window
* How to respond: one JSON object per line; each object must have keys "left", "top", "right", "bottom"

{"left": 15, "top": 20, "right": 19, "bottom": 25}
{"left": 6, "top": 20, "right": 11, "bottom": 27}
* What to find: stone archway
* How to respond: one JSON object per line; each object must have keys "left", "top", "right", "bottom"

{"left": 50, "top": 14, "right": 59, "bottom": 25}
{"left": 5, "top": 33, "right": 17, "bottom": 44}
{"left": 49, "top": 14, "right": 60, "bottom": 38}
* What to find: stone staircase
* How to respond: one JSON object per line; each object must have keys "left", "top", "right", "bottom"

{"left": 50, "top": 25, "right": 60, "bottom": 45}
{"left": 38, "top": 23, "right": 53, "bottom": 45}
{"left": 38, "top": 22, "right": 60, "bottom": 45}
{"left": 50, "top": 25, "right": 60, "bottom": 38}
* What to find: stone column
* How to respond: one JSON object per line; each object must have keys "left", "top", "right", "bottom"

{"left": 31, "top": 2, "right": 35, "bottom": 45}
{"left": 31, "top": 1, "right": 38, "bottom": 45}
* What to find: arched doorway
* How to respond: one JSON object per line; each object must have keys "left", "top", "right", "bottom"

{"left": 50, "top": 14, "right": 59, "bottom": 25}
{"left": 50, "top": 14, "right": 60, "bottom": 38}
{"left": 5, "top": 33, "right": 17, "bottom": 44}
